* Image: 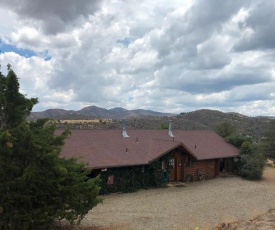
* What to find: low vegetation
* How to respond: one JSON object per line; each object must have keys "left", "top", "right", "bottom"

{"left": 57, "top": 118, "right": 112, "bottom": 124}
{"left": 215, "top": 122, "right": 266, "bottom": 180}
{"left": 264, "top": 119, "right": 275, "bottom": 158}
{"left": 51, "top": 110, "right": 271, "bottom": 141}
{"left": 215, "top": 121, "right": 236, "bottom": 138}
{"left": 238, "top": 141, "right": 265, "bottom": 180}
{"left": 100, "top": 154, "right": 172, "bottom": 194}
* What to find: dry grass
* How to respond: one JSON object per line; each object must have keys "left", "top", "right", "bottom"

{"left": 58, "top": 119, "right": 112, "bottom": 124}
{"left": 266, "top": 159, "right": 275, "bottom": 167}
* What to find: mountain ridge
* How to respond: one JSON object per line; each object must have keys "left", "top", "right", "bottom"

{"left": 29, "top": 105, "right": 175, "bottom": 120}
{"left": 29, "top": 106, "right": 272, "bottom": 140}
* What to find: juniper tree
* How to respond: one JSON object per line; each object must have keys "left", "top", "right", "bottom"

{"left": 2, "top": 69, "right": 38, "bottom": 129}
{"left": 0, "top": 68, "right": 101, "bottom": 229}
{"left": 215, "top": 121, "right": 236, "bottom": 138}
{"left": 0, "top": 71, "right": 5, "bottom": 129}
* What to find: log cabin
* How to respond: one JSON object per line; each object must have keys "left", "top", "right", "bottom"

{"left": 59, "top": 120, "right": 239, "bottom": 193}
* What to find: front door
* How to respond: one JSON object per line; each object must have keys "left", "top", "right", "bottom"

{"left": 169, "top": 158, "right": 176, "bottom": 181}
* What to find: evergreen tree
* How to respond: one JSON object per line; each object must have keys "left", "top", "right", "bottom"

{"left": 2, "top": 70, "right": 38, "bottom": 129}
{"left": 0, "top": 69, "right": 101, "bottom": 229}
{"left": 215, "top": 122, "right": 236, "bottom": 138}
{"left": 226, "top": 134, "right": 251, "bottom": 148}
{"left": 0, "top": 71, "right": 5, "bottom": 129}
{"left": 0, "top": 120, "right": 102, "bottom": 229}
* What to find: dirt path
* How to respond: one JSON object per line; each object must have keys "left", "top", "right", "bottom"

{"left": 216, "top": 167, "right": 275, "bottom": 230}
{"left": 61, "top": 167, "right": 275, "bottom": 230}
{"left": 262, "top": 166, "right": 275, "bottom": 192}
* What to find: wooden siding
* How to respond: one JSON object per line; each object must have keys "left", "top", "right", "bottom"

{"left": 183, "top": 159, "right": 217, "bottom": 181}
{"left": 214, "top": 159, "right": 219, "bottom": 177}
{"left": 175, "top": 152, "right": 182, "bottom": 181}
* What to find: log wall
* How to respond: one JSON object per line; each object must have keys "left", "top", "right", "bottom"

{"left": 183, "top": 158, "right": 218, "bottom": 181}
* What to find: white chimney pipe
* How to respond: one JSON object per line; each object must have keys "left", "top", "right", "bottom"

{"left": 168, "top": 120, "right": 174, "bottom": 137}
{"left": 122, "top": 118, "right": 129, "bottom": 137}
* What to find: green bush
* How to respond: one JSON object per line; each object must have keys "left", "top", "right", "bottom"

{"left": 215, "top": 122, "right": 236, "bottom": 138}
{"left": 99, "top": 153, "right": 172, "bottom": 194}
{"left": 99, "top": 165, "right": 166, "bottom": 194}
{"left": 226, "top": 134, "right": 251, "bottom": 148}
{"left": 159, "top": 123, "right": 169, "bottom": 129}
{"left": 238, "top": 142, "right": 265, "bottom": 180}
{"left": 238, "top": 154, "right": 264, "bottom": 180}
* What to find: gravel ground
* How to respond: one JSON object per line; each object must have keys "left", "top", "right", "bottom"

{"left": 71, "top": 167, "right": 275, "bottom": 230}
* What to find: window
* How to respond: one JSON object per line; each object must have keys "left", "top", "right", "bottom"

{"left": 186, "top": 156, "right": 193, "bottom": 167}
{"left": 169, "top": 158, "right": 175, "bottom": 169}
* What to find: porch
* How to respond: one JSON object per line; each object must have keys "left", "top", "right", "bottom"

{"left": 167, "top": 147, "right": 235, "bottom": 182}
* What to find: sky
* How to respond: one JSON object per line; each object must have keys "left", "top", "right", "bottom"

{"left": 0, "top": 0, "right": 275, "bottom": 116}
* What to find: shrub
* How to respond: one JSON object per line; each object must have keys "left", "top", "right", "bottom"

{"left": 226, "top": 134, "right": 251, "bottom": 148}
{"left": 238, "top": 142, "right": 265, "bottom": 180}
{"left": 215, "top": 122, "right": 236, "bottom": 138}
{"left": 238, "top": 154, "right": 264, "bottom": 180}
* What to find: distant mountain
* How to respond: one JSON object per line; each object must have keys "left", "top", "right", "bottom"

{"left": 108, "top": 107, "right": 128, "bottom": 113}
{"left": 28, "top": 109, "right": 79, "bottom": 120}
{"left": 173, "top": 109, "right": 269, "bottom": 138}
{"left": 78, "top": 106, "right": 112, "bottom": 118}
{"left": 123, "top": 109, "right": 271, "bottom": 139}
{"left": 30, "top": 107, "right": 272, "bottom": 140}
{"left": 29, "top": 106, "right": 174, "bottom": 120}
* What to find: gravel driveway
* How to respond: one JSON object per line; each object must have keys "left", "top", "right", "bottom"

{"left": 79, "top": 167, "right": 275, "bottom": 230}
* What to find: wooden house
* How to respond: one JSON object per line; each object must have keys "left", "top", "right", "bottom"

{"left": 59, "top": 121, "right": 239, "bottom": 193}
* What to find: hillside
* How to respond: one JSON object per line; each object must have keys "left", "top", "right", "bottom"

{"left": 29, "top": 106, "right": 174, "bottom": 120}
{"left": 41, "top": 108, "right": 273, "bottom": 140}
{"left": 126, "top": 109, "right": 270, "bottom": 139}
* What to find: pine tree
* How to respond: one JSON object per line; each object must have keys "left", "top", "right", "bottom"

{"left": 2, "top": 69, "right": 38, "bottom": 129}
{"left": 0, "top": 69, "right": 101, "bottom": 229}
{"left": 0, "top": 71, "right": 5, "bottom": 129}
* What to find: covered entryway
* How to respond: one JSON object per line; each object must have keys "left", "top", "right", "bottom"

{"left": 219, "top": 158, "right": 234, "bottom": 173}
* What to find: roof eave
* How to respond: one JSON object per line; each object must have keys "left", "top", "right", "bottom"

{"left": 148, "top": 142, "right": 183, "bottom": 164}
{"left": 86, "top": 162, "right": 149, "bottom": 170}
{"left": 197, "top": 154, "right": 240, "bottom": 161}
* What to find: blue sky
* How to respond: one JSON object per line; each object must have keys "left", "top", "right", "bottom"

{"left": 0, "top": 40, "right": 36, "bottom": 58}
{"left": 0, "top": 0, "right": 274, "bottom": 116}
{"left": 0, "top": 40, "right": 51, "bottom": 61}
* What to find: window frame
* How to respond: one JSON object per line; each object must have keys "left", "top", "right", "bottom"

{"left": 169, "top": 158, "right": 175, "bottom": 169}
{"left": 186, "top": 155, "right": 193, "bottom": 167}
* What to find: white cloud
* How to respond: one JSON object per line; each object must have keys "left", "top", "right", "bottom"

{"left": 11, "top": 27, "right": 46, "bottom": 50}
{"left": 0, "top": 0, "right": 275, "bottom": 116}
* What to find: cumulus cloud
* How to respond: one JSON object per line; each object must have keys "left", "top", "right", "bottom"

{"left": 233, "top": 1, "right": 275, "bottom": 51}
{"left": 0, "top": 0, "right": 274, "bottom": 116}
{"left": 0, "top": 0, "right": 101, "bottom": 34}
{"left": 196, "top": 38, "right": 231, "bottom": 69}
